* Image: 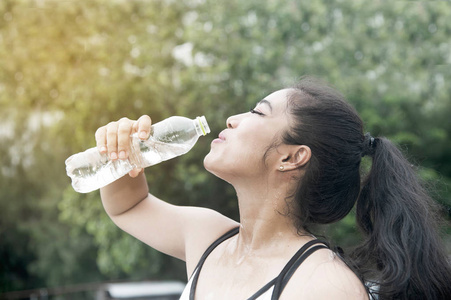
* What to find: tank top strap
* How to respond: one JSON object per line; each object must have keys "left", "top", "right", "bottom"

{"left": 270, "top": 240, "right": 329, "bottom": 300}
{"left": 247, "top": 277, "right": 277, "bottom": 300}
{"left": 189, "top": 227, "right": 240, "bottom": 300}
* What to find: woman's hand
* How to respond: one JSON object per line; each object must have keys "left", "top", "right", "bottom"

{"left": 95, "top": 115, "right": 152, "bottom": 177}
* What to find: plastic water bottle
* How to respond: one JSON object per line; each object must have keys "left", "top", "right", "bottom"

{"left": 65, "top": 116, "right": 210, "bottom": 193}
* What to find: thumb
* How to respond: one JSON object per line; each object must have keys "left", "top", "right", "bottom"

{"left": 128, "top": 168, "right": 143, "bottom": 178}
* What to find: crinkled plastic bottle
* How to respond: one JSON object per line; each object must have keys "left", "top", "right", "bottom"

{"left": 65, "top": 116, "right": 210, "bottom": 193}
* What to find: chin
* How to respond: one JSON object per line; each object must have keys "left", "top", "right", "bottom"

{"left": 203, "top": 152, "right": 218, "bottom": 175}
{"left": 203, "top": 153, "right": 232, "bottom": 183}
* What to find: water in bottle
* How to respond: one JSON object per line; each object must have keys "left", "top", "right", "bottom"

{"left": 65, "top": 116, "right": 210, "bottom": 193}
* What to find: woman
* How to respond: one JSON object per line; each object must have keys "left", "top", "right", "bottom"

{"left": 96, "top": 77, "right": 451, "bottom": 299}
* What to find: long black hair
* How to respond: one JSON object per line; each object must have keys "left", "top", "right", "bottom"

{"left": 283, "top": 76, "right": 451, "bottom": 299}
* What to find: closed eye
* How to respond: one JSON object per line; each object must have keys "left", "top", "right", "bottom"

{"left": 250, "top": 109, "right": 264, "bottom": 116}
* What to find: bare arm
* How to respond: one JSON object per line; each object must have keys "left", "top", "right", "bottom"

{"left": 100, "top": 170, "right": 149, "bottom": 217}
{"left": 96, "top": 116, "right": 238, "bottom": 270}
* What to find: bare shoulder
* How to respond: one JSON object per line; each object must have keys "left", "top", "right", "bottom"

{"left": 281, "top": 248, "right": 368, "bottom": 300}
{"left": 182, "top": 206, "right": 239, "bottom": 275}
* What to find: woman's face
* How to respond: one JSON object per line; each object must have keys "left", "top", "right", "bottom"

{"left": 204, "top": 89, "right": 292, "bottom": 182}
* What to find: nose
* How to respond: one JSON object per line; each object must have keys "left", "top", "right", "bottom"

{"left": 226, "top": 116, "right": 233, "bottom": 128}
{"left": 226, "top": 111, "right": 248, "bottom": 128}
{"left": 226, "top": 114, "right": 240, "bottom": 128}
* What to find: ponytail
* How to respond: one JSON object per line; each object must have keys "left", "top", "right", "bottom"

{"left": 284, "top": 77, "right": 451, "bottom": 299}
{"left": 354, "top": 137, "right": 451, "bottom": 299}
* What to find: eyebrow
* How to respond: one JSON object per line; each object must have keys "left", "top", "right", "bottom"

{"left": 257, "top": 99, "right": 273, "bottom": 112}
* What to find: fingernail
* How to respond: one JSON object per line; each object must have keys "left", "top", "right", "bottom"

{"left": 110, "top": 152, "right": 117, "bottom": 160}
{"left": 129, "top": 169, "right": 138, "bottom": 178}
{"left": 100, "top": 146, "right": 107, "bottom": 153}
{"left": 139, "top": 131, "right": 147, "bottom": 139}
{"left": 119, "top": 151, "right": 126, "bottom": 159}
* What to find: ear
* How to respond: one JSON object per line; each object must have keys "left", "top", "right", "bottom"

{"left": 279, "top": 145, "right": 311, "bottom": 172}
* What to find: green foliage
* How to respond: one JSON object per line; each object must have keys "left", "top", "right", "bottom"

{"left": 1, "top": 0, "right": 450, "bottom": 293}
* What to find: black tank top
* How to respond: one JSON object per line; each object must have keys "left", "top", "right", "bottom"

{"left": 189, "top": 227, "right": 329, "bottom": 300}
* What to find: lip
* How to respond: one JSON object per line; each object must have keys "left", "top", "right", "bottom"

{"left": 211, "top": 130, "right": 226, "bottom": 144}
{"left": 218, "top": 131, "right": 226, "bottom": 141}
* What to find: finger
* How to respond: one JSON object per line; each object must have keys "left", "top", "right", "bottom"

{"left": 117, "top": 118, "right": 133, "bottom": 160}
{"left": 95, "top": 126, "right": 107, "bottom": 153}
{"left": 136, "top": 115, "right": 152, "bottom": 140}
{"left": 128, "top": 168, "right": 143, "bottom": 178}
{"left": 106, "top": 122, "right": 119, "bottom": 160}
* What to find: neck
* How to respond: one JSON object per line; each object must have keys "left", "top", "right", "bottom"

{"left": 231, "top": 175, "right": 308, "bottom": 255}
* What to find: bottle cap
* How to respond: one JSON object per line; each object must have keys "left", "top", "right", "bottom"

{"left": 196, "top": 116, "right": 210, "bottom": 136}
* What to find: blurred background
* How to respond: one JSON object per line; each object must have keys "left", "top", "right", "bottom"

{"left": 1, "top": 0, "right": 450, "bottom": 298}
